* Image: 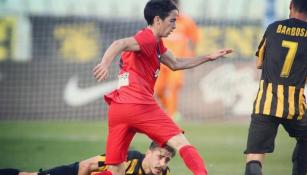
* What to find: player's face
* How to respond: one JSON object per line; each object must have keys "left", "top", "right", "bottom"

{"left": 159, "top": 10, "right": 178, "bottom": 37}
{"left": 147, "top": 148, "right": 172, "bottom": 175}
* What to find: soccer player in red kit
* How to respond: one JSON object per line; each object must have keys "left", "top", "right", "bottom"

{"left": 93, "top": 0, "right": 232, "bottom": 175}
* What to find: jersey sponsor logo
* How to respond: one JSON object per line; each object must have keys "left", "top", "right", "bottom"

{"left": 64, "top": 76, "right": 117, "bottom": 106}
{"left": 117, "top": 72, "right": 129, "bottom": 89}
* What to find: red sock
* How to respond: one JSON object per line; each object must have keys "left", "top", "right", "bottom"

{"left": 179, "top": 145, "right": 208, "bottom": 175}
{"left": 94, "top": 171, "right": 113, "bottom": 175}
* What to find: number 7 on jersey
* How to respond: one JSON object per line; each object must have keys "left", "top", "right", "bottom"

{"left": 280, "top": 40, "right": 298, "bottom": 78}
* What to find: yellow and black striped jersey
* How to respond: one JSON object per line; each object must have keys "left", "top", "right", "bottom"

{"left": 253, "top": 18, "right": 307, "bottom": 120}
{"left": 92, "top": 151, "right": 171, "bottom": 175}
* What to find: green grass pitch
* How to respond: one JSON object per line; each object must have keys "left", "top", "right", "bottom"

{"left": 0, "top": 121, "right": 295, "bottom": 175}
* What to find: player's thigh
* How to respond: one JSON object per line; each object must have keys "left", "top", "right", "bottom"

{"left": 244, "top": 114, "right": 280, "bottom": 154}
{"left": 106, "top": 103, "right": 137, "bottom": 164}
{"left": 106, "top": 124, "right": 136, "bottom": 164}
{"left": 132, "top": 103, "right": 183, "bottom": 146}
{"left": 167, "top": 133, "right": 191, "bottom": 150}
{"left": 283, "top": 114, "right": 307, "bottom": 138}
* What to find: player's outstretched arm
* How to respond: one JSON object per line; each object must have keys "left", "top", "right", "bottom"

{"left": 161, "top": 48, "right": 232, "bottom": 71}
{"left": 93, "top": 37, "right": 140, "bottom": 82}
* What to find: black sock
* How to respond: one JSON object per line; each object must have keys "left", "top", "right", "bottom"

{"left": 245, "top": 160, "right": 262, "bottom": 175}
{"left": 0, "top": 168, "right": 20, "bottom": 175}
{"left": 38, "top": 162, "right": 79, "bottom": 175}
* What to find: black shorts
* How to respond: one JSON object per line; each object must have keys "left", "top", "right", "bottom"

{"left": 244, "top": 113, "right": 307, "bottom": 154}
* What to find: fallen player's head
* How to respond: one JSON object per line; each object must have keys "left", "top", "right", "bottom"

{"left": 144, "top": 142, "right": 176, "bottom": 175}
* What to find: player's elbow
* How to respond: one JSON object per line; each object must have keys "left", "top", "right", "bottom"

{"left": 161, "top": 57, "right": 181, "bottom": 71}
{"left": 168, "top": 63, "right": 180, "bottom": 71}
{"left": 256, "top": 65, "right": 262, "bottom": 69}
{"left": 256, "top": 62, "right": 263, "bottom": 69}
{"left": 256, "top": 57, "right": 263, "bottom": 69}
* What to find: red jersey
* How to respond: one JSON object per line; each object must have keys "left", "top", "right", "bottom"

{"left": 105, "top": 28, "right": 167, "bottom": 104}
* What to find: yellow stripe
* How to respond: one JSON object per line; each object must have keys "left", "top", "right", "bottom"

{"left": 298, "top": 88, "right": 305, "bottom": 120}
{"left": 287, "top": 86, "right": 295, "bottom": 119}
{"left": 166, "top": 169, "right": 170, "bottom": 175}
{"left": 255, "top": 80, "right": 264, "bottom": 114}
{"left": 263, "top": 83, "right": 273, "bottom": 115}
{"left": 97, "top": 155, "right": 108, "bottom": 171}
{"left": 275, "top": 85, "right": 284, "bottom": 117}
{"left": 258, "top": 39, "right": 266, "bottom": 62}
{"left": 138, "top": 168, "right": 142, "bottom": 175}
{"left": 126, "top": 159, "right": 138, "bottom": 174}
{"left": 99, "top": 156, "right": 106, "bottom": 162}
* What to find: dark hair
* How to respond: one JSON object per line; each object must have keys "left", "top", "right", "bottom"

{"left": 149, "top": 142, "right": 176, "bottom": 157}
{"left": 292, "top": 0, "right": 307, "bottom": 13}
{"left": 144, "top": 0, "right": 178, "bottom": 25}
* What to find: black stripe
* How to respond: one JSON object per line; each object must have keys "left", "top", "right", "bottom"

{"left": 157, "top": 44, "right": 161, "bottom": 62}
{"left": 283, "top": 85, "right": 289, "bottom": 118}
{"left": 252, "top": 83, "right": 261, "bottom": 114}
{"left": 259, "top": 82, "right": 268, "bottom": 114}
{"left": 293, "top": 88, "right": 300, "bottom": 119}
{"left": 119, "top": 57, "right": 124, "bottom": 69}
{"left": 270, "top": 83, "right": 278, "bottom": 116}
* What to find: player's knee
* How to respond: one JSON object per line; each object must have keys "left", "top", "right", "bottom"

{"left": 167, "top": 133, "right": 190, "bottom": 151}
{"left": 292, "top": 138, "right": 307, "bottom": 175}
{"left": 245, "top": 160, "right": 262, "bottom": 175}
{"left": 298, "top": 137, "right": 307, "bottom": 151}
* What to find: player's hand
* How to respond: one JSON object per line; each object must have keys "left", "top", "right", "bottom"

{"left": 209, "top": 48, "right": 233, "bottom": 61}
{"left": 93, "top": 63, "right": 109, "bottom": 82}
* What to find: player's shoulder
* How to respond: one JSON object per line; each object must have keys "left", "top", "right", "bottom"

{"left": 135, "top": 28, "right": 153, "bottom": 38}
{"left": 127, "top": 150, "right": 145, "bottom": 160}
{"left": 266, "top": 19, "right": 287, "bottom": 30}
{"left": 269, "top": 18, "right": 307, "bottom": 28}
{"left": 134, "top": 28, "right": 156, "bottom": 45}
{"left": 264, "top": 19, "right": 292, "bottom": 34}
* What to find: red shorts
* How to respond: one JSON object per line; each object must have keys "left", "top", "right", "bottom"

{"left": 105, "top": 102, "right": 182, "bottom": 164}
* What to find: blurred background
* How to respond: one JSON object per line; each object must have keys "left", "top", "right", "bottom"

{"left": 0, "top": 0, "right": 291, "bottom": 121}
{"left": 0, "top": 0, "right": 297, "bottom": 174}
